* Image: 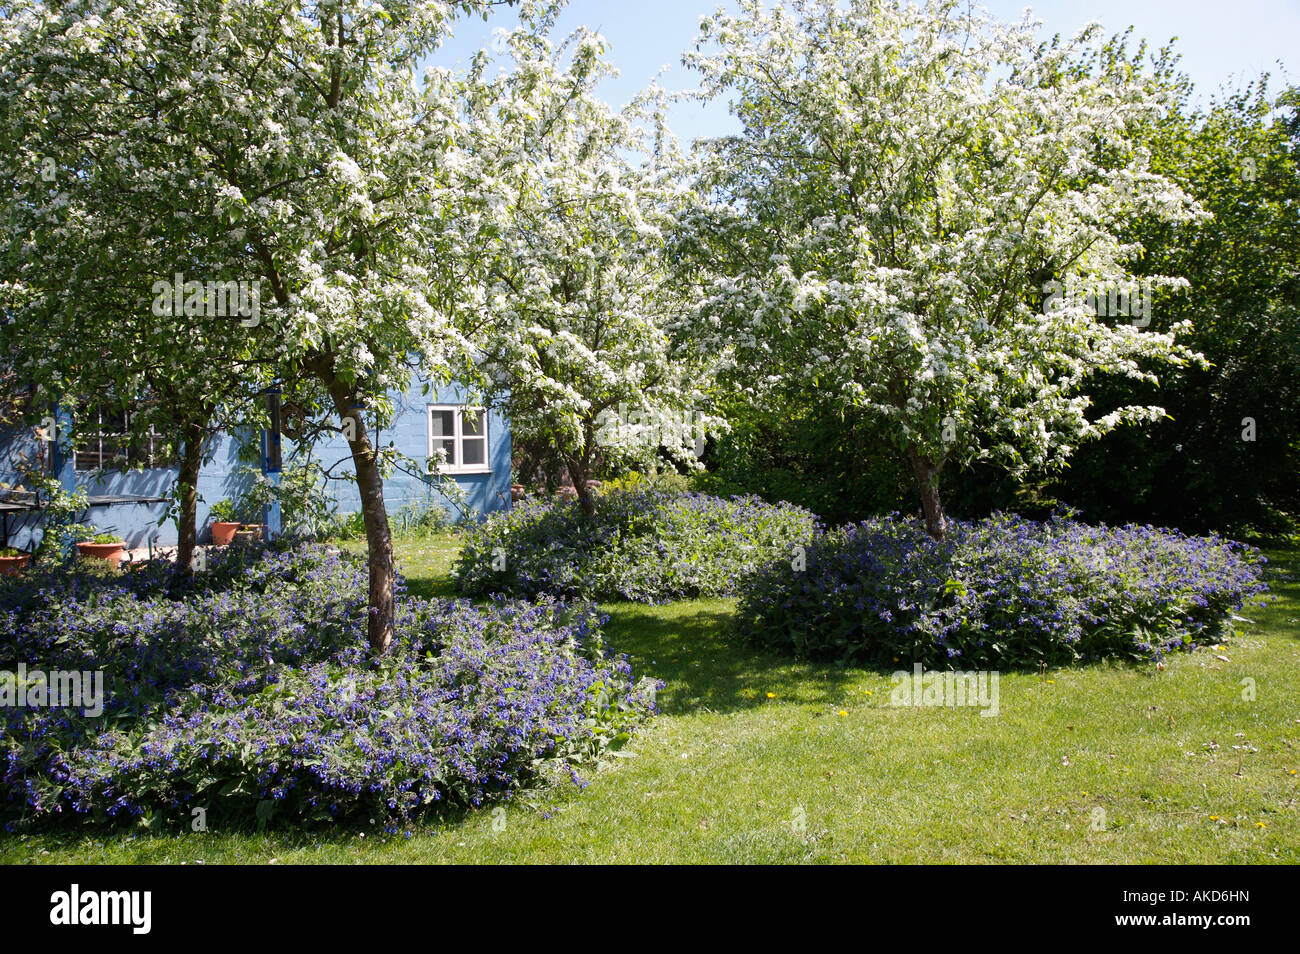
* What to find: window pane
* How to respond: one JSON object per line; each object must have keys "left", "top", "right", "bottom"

{"left": 103, "top": 409, "right": 128, "bottom": 434}
{"left": 462, "top": 410, "right": 485, "bottom": 437}
{"left": 75, "top": 446, "right": 100, "bottom": 472}
{"left": 462, "top": 438, "right": 486, "bottom": 467}
{"left": 440, "top": 438, "right": 456, "bottom": 466}
{"left": 101, "top": 437, "right": 126, "bottom": 468}
{"left": 75, "top": 410, "right": 102, "bottom": 472}
{"left": 430, "top": 409, "right": 454, "bottom": 438}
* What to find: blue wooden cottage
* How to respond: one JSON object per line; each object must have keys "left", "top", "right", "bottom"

{"left": 0, "top": 374, "right": 511, "bottom": 551}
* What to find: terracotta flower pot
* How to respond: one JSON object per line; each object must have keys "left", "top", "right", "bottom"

{"left": 0, "top": 553, "right": 30, "bottom": 577}
{"left": 210, "top": 521, "right": 241, "bottom": 546}
{"left": 76, "top": 541, "right": 126, "bottom": 566}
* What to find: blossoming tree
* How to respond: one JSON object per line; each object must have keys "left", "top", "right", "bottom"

{"left": 0, "top": 137, "right": 266, "bottom": 574}
{"left": 0, "top": 0, "right": 524, "bottom": 651}
{"left": 475, "top": 26, "right": 719, "bottom": 514}
{"left": 685, "top": 0, "right": 1204, "bottom": 538}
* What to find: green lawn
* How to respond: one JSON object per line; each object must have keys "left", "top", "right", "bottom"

{"left": 4, "top": 537, "right": 1297, "bottom": 864}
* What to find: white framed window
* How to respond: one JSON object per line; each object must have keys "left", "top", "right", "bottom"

{"left": 74, "top": 405, "right": 176, "bottom": 472}
{"left": 427, "top": 405, "right": 490, "bottom": 474}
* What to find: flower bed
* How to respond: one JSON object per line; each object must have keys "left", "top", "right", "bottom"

{"left": 736, "top": 513, "right": 1270, "bottom": 669}
{"left": 0, "top": 544, "right": 656, "bottom": 830}
{"left": 454, "top": 489, "right": 820, "bottom": 602}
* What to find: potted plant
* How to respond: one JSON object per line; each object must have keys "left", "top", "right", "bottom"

{"left": 234, "top": 524, "right": 263, "bottom": 545}
{"left": 0, "top": 546, "right": 30, "bottom": 577}
{"left": 208, "top": 499, "right": 241, "bottom": 546}
{"left": 75, "top": 531, "right": 127, "bottom": 566}
{"left": 31, "top": 478, "right": 90, "bottom": 565}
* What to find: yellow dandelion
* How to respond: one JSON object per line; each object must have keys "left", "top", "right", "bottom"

{"left": 1209, "top": 815, "right": 1220, "bottom": 821}
{"left": 837, "top": 710, "right": 848, "bottom": 717}
{"left": 1047, "top": 679, "right": 1056, "bottom": 684}
{"left": 864, "top": 690, "right": 873, "bottom": 696}
{"left": 766, "top": 692, "right": 775, "bottom": 699}
{"left": 1257, "top": 822, "right": 1266, "bottom": 828}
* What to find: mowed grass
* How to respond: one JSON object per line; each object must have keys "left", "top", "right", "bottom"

{"left": 3, "top": 537, "right": 1297, "bottom": 864}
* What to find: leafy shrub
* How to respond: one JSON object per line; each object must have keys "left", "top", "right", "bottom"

{"left": 221, "top": 460, "right": 346, "bottom": 535}
{"left": 315, "top": 495, "right": 458, "bottom": 543}
{"left": 275, "top": 459, "right": 343, "bottom": 535}
{"left": 391, "top": 498, "right": 455, "bottom": 538}
{"left": 0, "top": 544, "right": 656, "bottom": 830}
{"left": 80, "top": 531, "right": 122, "bottom": 545}
{"left": 207, "top": 499, "right": 239, "bottom": 523}
{"left": 604, "top": 470, "right": 693, "bottom": 495}
{"left": 736, "top": 512, "right": 1270, "bottom": 669}
{"left": 227, "top": 467, "right": 278, "bottom": 525}
{"left": 27, "top": 479, "right": 92, "bottom": 563}
{"left": 691, "top": 398, "right": 915, "bottom": 525}
{"left": 455, "top": 489, "right": 820, "bottom": 602}
{"left": 319, "top": 510, "right": 369, "bottom": 541}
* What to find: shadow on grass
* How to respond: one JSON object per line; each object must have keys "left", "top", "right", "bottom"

{"left": 600, "top": 600, "right": 860, "bottom": 716}
{"left": 401, "top": 571, "right": 459, "bottom": 602}
{"left": 1256, "top": 549, "right": 1300, "bottom": 642}
{"left": 0, "top": 797, "right": 495, "bottom": 858}
{"left": 389, "top": 538, "right": 859, "bottom": 716}
{"left": 352, "top": 533, "right": 462, "bottom": 601}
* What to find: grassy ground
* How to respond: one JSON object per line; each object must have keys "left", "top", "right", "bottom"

{"left": 3, "top": 537, "right": 1297, "bottom": 864}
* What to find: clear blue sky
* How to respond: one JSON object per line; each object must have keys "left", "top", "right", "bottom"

{"left": 434, "top": 1, "right": 1299, "bottom": 142}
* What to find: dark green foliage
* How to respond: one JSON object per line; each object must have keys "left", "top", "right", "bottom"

{"left": 691, "top": 400, "right": 912, "bottom": 525}
{"left": 1049, "top": 77, "right": 1300, "bottom": 533}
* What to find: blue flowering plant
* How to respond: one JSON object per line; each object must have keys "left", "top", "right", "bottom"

{"left": 455, "top": 489, "right": 820, "bottom": 602}
{"left": 736, "top": 512, "right": 1270, "bottom": 669}
{"left": 0, "top": 543, "right": 658, "bottom": 830}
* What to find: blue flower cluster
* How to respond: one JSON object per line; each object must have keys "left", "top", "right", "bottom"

{"left": 455, "top": 489, "right": 820, "bottom": 602}
{"left": 736, "top": 512, "right": 1270, "bottom": 669}
{"left": 0, "top": 544, "right": 657, "bottom": 830}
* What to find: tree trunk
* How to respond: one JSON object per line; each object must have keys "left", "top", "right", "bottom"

{"left": 908, "top": 448, "right": 946, "bottom": 540}
{"left": 318, "top": 364, "right": 395, "bottom": 655}
{"left": 174, "top": 420, "right": 205, "bottom": 573}
{"left": 566, "top": 457, "right": 596, "bottom": 516}
{"left": 351, "top": 433, "right": 395, "bottom": 654}
{"left": 566, "top": 423, "right": 599, "bottom": 516}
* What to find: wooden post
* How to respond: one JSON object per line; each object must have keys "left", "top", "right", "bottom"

{"left": 262, "top": 387, "right": 282, "bottom": 540}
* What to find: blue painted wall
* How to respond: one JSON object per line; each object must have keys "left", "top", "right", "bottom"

{"left": 0, "top": 420, "right": 47, "bottom": 551}
{"left": 0, "top": 377, "right": 509, "bottom": 550}
{"left": 302, "top": 378, "right": 512, "bottom": 524}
